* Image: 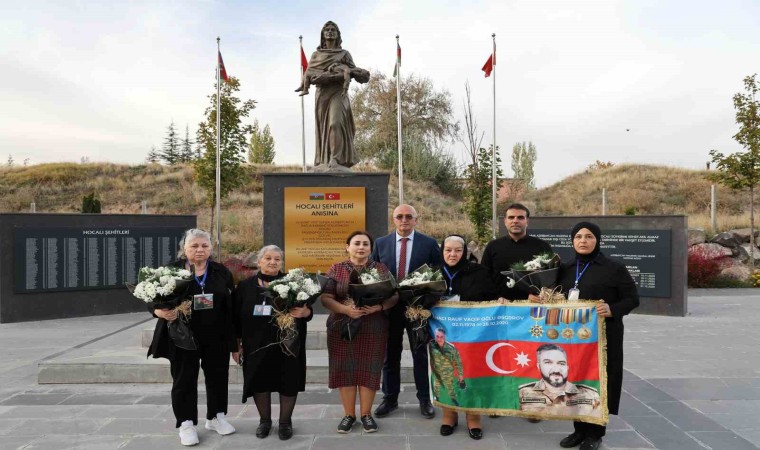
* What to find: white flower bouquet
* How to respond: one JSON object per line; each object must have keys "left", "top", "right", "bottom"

{"left": 264, "top": 268, "right": 322, "bottom": 357}
{"left": 348, "top": 267, "right": 397, "bottom": 307}
{"left": 501, "top": 252, "right": 561, "bottom": 297}
{"left": 398, "top": 264, "right": 448, "bottom": 351}
{"left": 127, "top": 266, "right": 195, "bottom": 350}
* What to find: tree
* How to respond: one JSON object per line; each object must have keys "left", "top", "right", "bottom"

{"left": 377, "top": 131, "right": 460, "bottom": 194}
{"left": 248, "top": 119, "right": 276, "bottom": 164}
{"left": 160, "top": 120, "right": 180, "bottom": 165}
{"left": 709, "top": 74, "right": 760, "bottom": 266}
{"left": 352, "top": 71, "right": 459, "bottom": 160}
{"left": 194, "top": 76, "right": 256, "bottom": 241}
{"left": 511, "top": 141, "right": 537, "bottom": 191}
{"left": 459, "top": 82, "right": 485, "bottom": 169}
{"left": 179, "top": 124, "right": 195, "bottom": 162}
{"left": 81, "top": 192, "right": 102, "bottom": 213}
{"left": 465, "top": 145, "right": 503, "bottom": 245}
{"left": 146, "top": 146, "right": 160, "bottom": 164}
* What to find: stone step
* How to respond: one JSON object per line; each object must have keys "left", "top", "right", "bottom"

{"left": 39, "top": 347, "right": 416, "bottom": 385}
{"left": 140, "top": 315, "right": 411, "bottom": 351}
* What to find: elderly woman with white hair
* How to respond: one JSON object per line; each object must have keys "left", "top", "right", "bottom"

{"left": 146, "top": 228, "right": 238, "bottom": 447}
{"left": 435, "top": 234, "right": 497, "bottom": 440}
{"left": 232, "top": 245, "right": 312, "bottom": 441}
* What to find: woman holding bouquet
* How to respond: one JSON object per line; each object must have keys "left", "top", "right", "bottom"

{"left": 146, "top": 228, "right": 238, "bottom": 446}
{"left": 321, "top": 231, "right": 398, "bottom": 434}
{"left": 232, "top": 245, "right": 313, "bottom": 441}
{"left": 436, "top": 234, "right": 496, "bottom": 440}
{"left": 556, "top": 222, "right": 639, "bottom": 450}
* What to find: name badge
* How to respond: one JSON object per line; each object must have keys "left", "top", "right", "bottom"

{"left": 193, "top": 293, "right": 214, "bottom": 310}
{"left": 441, "top": 294, "right": 460, "bottom": 302}
{"left": 253, "top": 305, "right": 272, "bottom": 316}
{"left": 568, "top": 288, "right": 580, "bottom": 301}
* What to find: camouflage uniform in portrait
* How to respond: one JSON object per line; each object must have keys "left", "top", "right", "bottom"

{"left": 429, "top": 339, "right": 465, "bottom": 406}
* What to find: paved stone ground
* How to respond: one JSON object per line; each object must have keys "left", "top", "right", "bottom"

{"left": 0, "top": 290, "right": 758, "bottom": 449}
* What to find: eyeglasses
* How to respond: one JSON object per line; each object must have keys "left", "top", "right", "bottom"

{"left": 394, "top": 214, "right": 416, "bottom": 221}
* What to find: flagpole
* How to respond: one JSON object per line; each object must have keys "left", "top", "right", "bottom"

{"left": 215, "top": 37, "right": 222, "bottom": 255}
{"left": 491, "top": 33, "right": 497, "bottom": 239}
{"left": 300, "top": 35, "right": 306, "bottom": 173}
{"left": 396, "top": 34, "right": 404, "bottom": 204}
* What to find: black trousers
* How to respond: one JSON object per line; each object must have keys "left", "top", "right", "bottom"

{"left": 381, "top": 304, "right": 430, "bottom": 402}
{"left": 170, "top": 339, "right": 230, "bottom": 428}
{"left": 574, "top": 421, "right": 606, "bottom": 439}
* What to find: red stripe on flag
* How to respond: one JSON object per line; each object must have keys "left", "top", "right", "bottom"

{"left": 218, "top": 51, "right": 229, "bottom": 82}
{"left": 300, "top": 46, "right": 308, "bottom": 73}
{"left": 455, "top": 341, "right": 599, "bottom": 381}
{"left": 481, "top": 54, "right": 493, "bottom": 77}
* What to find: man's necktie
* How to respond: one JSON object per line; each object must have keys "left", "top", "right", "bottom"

{"left": 398, "top": 237, "right": 409, "bottom": 280}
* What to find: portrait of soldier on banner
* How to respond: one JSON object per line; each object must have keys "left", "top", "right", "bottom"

{"left": 519, "top": 343, "right": 602, "bottom": 418}
{"left": 429, "top": 327, "right": 467, "bottom": 407}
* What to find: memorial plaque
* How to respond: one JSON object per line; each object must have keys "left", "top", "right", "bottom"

{"left": 283, "top": 187, "right": 365, "bottom": 272}
{"left": 531, "top": 229, "right": 672, "bottom": 298}
{"left": 13, "top": 227, "right": 186, "bottom": 294}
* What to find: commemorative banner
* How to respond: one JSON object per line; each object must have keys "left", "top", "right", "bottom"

{"left": 428, "top": 301, "right": 608, "bottom": 425}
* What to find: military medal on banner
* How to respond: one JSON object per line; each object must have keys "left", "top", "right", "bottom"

{"left": 545, "top": 308, "right": 560, "bottom": 340}
{"left": 529, "top": 306, "right": 546, "bottom": 338}
{"left": 576, "top": 308, "right": 592, "bottom": 339}
{"left": 560, "top": 308, "right": 575, "bottom": 339}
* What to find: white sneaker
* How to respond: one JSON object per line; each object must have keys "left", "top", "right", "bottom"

{"left": 179, "top": 420, "right": 199, "bottom": 446}
{"left": 205, "top": 413, "right": 236, "bottom": 435}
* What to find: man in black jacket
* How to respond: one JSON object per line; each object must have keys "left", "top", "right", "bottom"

{"left": 481, "top": 203, "right": 553, "bottom": 300}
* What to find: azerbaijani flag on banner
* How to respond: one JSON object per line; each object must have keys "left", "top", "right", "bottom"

{"left": 218, "top": 51, "right": 229, "bottom": 82}
{"left": 428, "top": 301, "right": 608, "bottom": 425}
{"left": 393, "top": 42, "right": 401, "bottom": 77}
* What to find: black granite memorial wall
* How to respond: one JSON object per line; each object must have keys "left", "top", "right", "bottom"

{"left": 0, "top": 214, "right": 195, "bottom": 323}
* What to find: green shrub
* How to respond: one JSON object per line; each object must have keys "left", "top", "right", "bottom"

{"left": 624, "top": 206, "right": 637, "bottom": 215}
{"left": 377, "top": 134, "right": 460, "bottom": 196}
{"left": 81, "top": 192, "right": 101, "bottom": 213}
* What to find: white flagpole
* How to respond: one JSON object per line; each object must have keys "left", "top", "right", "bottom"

{"left": 396, "top": 35, "right": 404, "bottom": 204}
{"left": 491, "top": 33, "right": 497, "bottom": 239}
{"left": 300, "top": 35, "right": 306, "bottom": 173}
{"left": 216, "top": 37, "right": 222, "bottom": 254}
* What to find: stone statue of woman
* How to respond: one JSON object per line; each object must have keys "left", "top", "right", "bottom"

{"left": 296, "top": 21, "right": 370, "bottom": 171}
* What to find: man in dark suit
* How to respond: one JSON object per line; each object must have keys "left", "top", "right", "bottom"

{"left": 371, "top": 204, "right": 442, "bottom": 419}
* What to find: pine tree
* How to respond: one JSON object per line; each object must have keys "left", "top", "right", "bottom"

{"left": 146, "top": 146, "right": 160, "bottom": 164}
{"left": 160, "top": 120, "right": 180, "bottom": 165}
{"left": 179, "top": 124, "right": 195, "bottom": 162}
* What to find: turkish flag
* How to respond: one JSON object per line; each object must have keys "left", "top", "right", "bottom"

{"left": 325, "top": 193, "right": 341, "bottom": 200}
{"left": 482, "top": 54, "right": 494, "bottom": 77}
{"left": 300, "top": 46, "right": 308, "bottom": 73}
{"left": 218, "top": 51, "right": 229, "bottom": 82}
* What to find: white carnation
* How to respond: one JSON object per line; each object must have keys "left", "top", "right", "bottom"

{"left": 274, "top": 284, "right": 290, "bottom": 298}
{"left": 296, "top": 291, "right": 309, "bottom": 301}
{"left": 506, "top": 278, "right": 516, "bottom": 288}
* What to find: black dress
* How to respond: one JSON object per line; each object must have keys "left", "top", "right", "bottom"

{"left": 443, "top": 262, "right": 497, "bottom": 302}
{"left": 233, "top": 274, "right": 313, "bottom": 400}
{"left": 557, "top": 252, "right": 639, "bottom": 432}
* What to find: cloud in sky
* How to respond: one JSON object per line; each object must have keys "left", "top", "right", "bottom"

{"left": 2, "top": 0, "right": 759, "bottom": 186}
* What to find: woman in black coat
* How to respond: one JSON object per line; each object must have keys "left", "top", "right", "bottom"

{"left": 437, "top": 234, "right": 496, "bottom": 440}
{"left": 232, "top": 245, "right": 312, "bottom": 441}
{"left": 146, "top": 228, "right": 238, "bottom": 446}
{"left": 556, "top": 222, "right": 639, "bottom": 450}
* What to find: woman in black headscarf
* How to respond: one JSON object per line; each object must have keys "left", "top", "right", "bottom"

{"left": 436, "top": 234, "right": 496, "bottom": 440}
{"left": 555, "top": 222, "right": 639, "bottom": 450}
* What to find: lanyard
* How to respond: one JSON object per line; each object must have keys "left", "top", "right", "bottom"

{"left": 574, "top": 260, "right": 591, "bottom": 288}
{"left": 194, "top": 270, "right": 208, "bottom": 293}
{"left": 442, "top": 266, "right": 458, "bottom": 295}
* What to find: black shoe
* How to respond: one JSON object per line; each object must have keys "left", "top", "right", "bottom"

{"left": 579, "top": 437, "right": 602, "bottom": 450}
{"left": 360, "top": 414, "right": 378, "bottom": 433}
{"left": 488, "top": 414, "right": 500, "bottom": 418}
{"left": 420, "top": 400, "right": 435, "bottom": 418}
{"left": 374, "top": 400, "right": 398, "bottom": 418}
{"left": 336, "top": 415, "right": 356, "bottom": 434}
{"left": 527, "top": 418, "right": 542, "bottom": 423}
{"left": 467, "top": 427, "right": 483, "bottom": 440}
{"left": 440, "top": 420, "right": 458, "bottom": 436}
{"left": 560, "top": 432, "right": 585, "bottom": 448}
{"left": 255, "top": 420, "right": 272, "bottom": 438}
{"left": 278, "top": 423, "right": 293, "bottom": 440}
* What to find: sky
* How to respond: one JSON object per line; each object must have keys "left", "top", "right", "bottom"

{"left": 2, "top": 0, "right": 760, "bottom": 187}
